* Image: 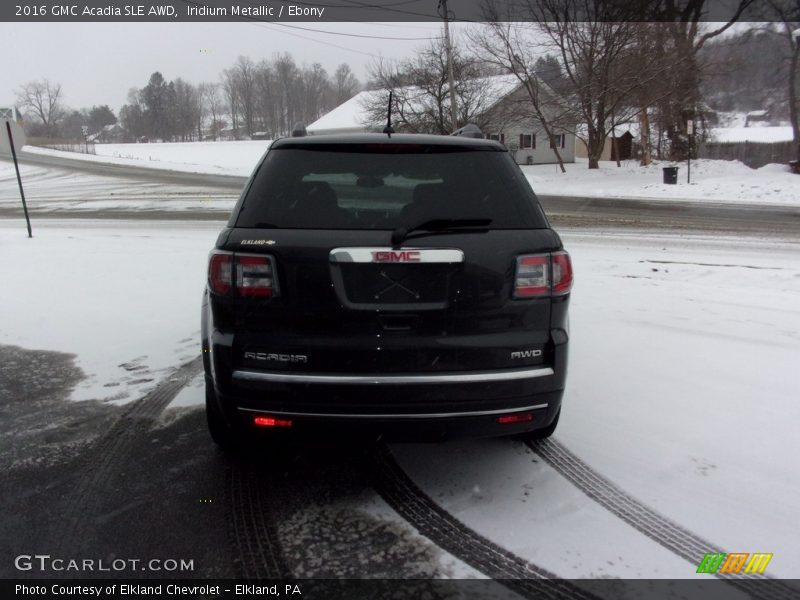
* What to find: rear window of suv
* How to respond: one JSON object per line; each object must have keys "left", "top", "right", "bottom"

{"left": 234, "top": 144, "right": 548, "bottom": 229}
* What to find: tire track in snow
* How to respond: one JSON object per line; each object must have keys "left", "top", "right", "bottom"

{"left": 226, "top": 459, "right": 291, "bottom": 580}
{"left": 370, "top": 443, "right": 600, "bottom": 600}
{"left": 528, "top": 439, "right": 799, "bottom": 600}
{"left": 56, "top": 357, "right": 203, "bottom": 555}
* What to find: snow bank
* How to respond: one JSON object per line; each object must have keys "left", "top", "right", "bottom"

{"left": 523, "top": 157, "right": 800, "bottom": 206}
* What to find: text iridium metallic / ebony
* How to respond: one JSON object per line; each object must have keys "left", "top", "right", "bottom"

{"left": 202, "top": 133, "right": 572, "bottom": 444}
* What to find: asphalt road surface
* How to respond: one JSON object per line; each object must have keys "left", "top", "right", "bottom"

{"left": 2, "top": 151, "right": 799, "bottom": 239}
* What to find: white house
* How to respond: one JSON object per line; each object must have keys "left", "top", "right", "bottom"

{"left": 307, "top": 75, "right": 575, "bottom": 166}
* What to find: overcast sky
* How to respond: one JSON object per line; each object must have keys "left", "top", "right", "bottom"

{"left": 2, "top": 21, "right": 463, "bottom": 111}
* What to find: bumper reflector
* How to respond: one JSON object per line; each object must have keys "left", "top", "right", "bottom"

{"left": 253, "top": 416, "right": 293, "bottom": 428}
{"left": 497, "top": 413, "right": 534, "bottom": 425}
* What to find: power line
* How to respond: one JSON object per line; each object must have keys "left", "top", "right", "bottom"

{"left": 269, "top": 21, "right": 440, "bottom": 41}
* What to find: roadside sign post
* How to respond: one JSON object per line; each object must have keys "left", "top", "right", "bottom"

{"left": 81, "top": 125, "right": 89, "bottom": 153}
{"left": 3, "top": 120, "right": 32, "bottom": 237}
{"left": 686, "top": 119, "right": 694, "bottom": 184}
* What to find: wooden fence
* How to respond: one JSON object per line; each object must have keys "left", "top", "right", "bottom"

{"left": 698, "top": 140, "right": 793, "bottom": 169}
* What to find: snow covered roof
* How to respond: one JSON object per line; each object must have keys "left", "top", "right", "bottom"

{"left": 308, "top": 75, "right": 528, "bottom": 135}
{"left": 307, "top": 91, "right": 382, "bottom": 134}
{"left": 746, "top": 110, "right": 768, "bottom": 117}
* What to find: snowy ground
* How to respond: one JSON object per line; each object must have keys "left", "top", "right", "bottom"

{"left": 25, "top": 140, "right": 270, "bottom": 177}
{"left": 0, "top": 219, "right": 221, "bottom": 403}
{"left": 21, "top": 141, "right": 800, "bottom": 207}
{"left": 521, "top": 158, "right": 799, "bottom": 206}
{"left": 4, "top": 218, "right": 797, "bottom": 579}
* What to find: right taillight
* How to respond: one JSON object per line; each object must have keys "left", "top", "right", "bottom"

{"left": 207, "top": 251, "right": 279, "bottom": 297}
{"left": 551, "top": 250, "right": 573, "bottom": 295}
{"left": 514, "top": 251, "right": 573, "bottom": 298}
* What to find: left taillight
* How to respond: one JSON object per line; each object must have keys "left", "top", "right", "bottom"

{"left": 208, "top": 250, "right": 232, "bottom": 295}
{"left": 208, "top": 251, "right": 278, "bottom": 297}
{"left": 513, "top": 251, "right": 573, "bottom": 298}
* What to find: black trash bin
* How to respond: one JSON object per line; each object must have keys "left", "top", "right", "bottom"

{"left": 662, "top": 166, "right": 679, "bottom": 184}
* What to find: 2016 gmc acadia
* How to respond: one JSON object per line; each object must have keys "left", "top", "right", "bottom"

{"left": 201, "top": 131, "right": 572, "bottom": 447}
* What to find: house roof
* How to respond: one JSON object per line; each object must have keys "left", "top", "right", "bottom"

{"left": 308, "top": 74, "right": 529, "bottom": 134}
{"left": 308, "top": 90, "right": 381, "bottom": 133}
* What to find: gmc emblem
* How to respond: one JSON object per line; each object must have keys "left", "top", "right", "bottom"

{"left": 372, "top": 250, "right": 421, "bottom": 263}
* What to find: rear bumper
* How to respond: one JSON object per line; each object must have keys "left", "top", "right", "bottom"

{"left": 202, "top": 298, "right": 568, "bottom": 440}
{"left": 234, "top": 390, "right": 562, "bottom": 442}
{"left": 208, "top": 361, "right": 564, "bottom": 441}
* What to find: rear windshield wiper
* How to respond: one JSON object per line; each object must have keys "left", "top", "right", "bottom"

{"left": 391, "top": 218, "right": 492, "bottom": 246}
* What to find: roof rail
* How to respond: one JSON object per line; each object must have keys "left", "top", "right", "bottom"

{"left": 451, "top": 123, "right": 484, "bottom": 139}
{"left": 291, "top": 122, "right": 307, "bottom": 137}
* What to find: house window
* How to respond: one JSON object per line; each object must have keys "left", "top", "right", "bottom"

{"left": 519, "top": 133, "right": 535, "bottom": 149}
{"left": 487, "top": 133, "right": 505, "bottom": 144}
{"left": 549, "top": 134, "right": 566, "bottom": 149}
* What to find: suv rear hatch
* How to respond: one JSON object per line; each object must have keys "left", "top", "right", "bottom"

{"left": 211, "top": 140, "right": 568, "bottom": 377}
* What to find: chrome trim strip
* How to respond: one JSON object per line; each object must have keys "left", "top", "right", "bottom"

{"left": 233, "top": 366, "right": 554, "bottom": 385}
{"left": 238, "top": 403, "right": 549, "bottom": 420}
{"left": 330, "top": 247, "right": 465, "bottom": 264}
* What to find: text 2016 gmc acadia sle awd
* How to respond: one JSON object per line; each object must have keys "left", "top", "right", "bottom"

{"left": 201, "top": 131, "right": 572, "bottom": 448}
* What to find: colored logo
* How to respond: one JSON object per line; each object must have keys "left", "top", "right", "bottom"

{"left": 696, "top": 552, "right": 773, "bottom": 575}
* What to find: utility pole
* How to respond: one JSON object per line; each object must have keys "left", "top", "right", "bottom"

{"left": 439, "top": 0, "right": 458, "bottom": 132}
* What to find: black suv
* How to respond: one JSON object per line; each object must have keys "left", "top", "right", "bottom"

{"left": 201, "top": 131, "right": 572, "bottom": 446}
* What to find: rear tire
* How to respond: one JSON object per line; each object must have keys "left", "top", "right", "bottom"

{"left": 206, "top": 380, "right": 236, "bottom": 451}
{"left": 519, "top": 408, "right": 560, "bottom": 442}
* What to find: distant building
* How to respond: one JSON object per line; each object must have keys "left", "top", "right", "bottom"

{"left": 575, "top": 124, "right": 637, "bottom": 162}
{"left": 744, "top": 110, "right": 769, "bottom": 127}
{"left": 307, "top": 75, "right": 575, "bottom": 166}
{"left": 0, "top": 106, "right": 23, "bottom": 123}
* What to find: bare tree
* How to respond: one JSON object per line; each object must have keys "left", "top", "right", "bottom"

{"left": 333, "top": 63, "right": 360, "bottom": 104}
{"left": 16, "top": 79, "right": 64, "bottom": 135}
{"left": 506, "top": 0, "right": 689, "bottom": 168}
{"left": 300, "top": 63, "right": 333, "bottom": 124}
{"left": 273, "top": 53, "right": 300, "bottom": 136}
{"left": 232, "top": 56, "right": 258, "bottom": 137}
{"left": 254, "top": 60, "right": 278, "bottom": 136}
{"left": 469, "top": 16, "right": 575, "bottom": 172}
{"left": 172, "top": 78, "right": 201, "bottom": 141}
{"left": 199, "top": 82, "right": 224, "bottom": 140}
{"left": 653, "top": 0, "right": 755, "bottom": 160}
{"left": 119, "top": 87, "right": 146, "bottom": 141}
{"left": 220, "top": 68, "right": 240, "bottom": 138}
{"left": 364, "top": 37, "right": 494, "bottom": 134}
